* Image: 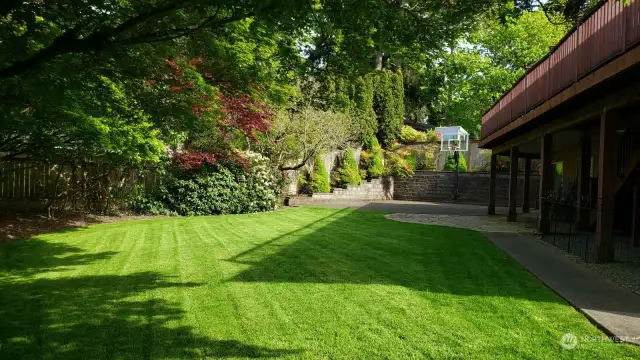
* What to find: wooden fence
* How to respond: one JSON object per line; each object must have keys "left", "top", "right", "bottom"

{"left": 0, "top": 160, "right": 160, "bottom": 212}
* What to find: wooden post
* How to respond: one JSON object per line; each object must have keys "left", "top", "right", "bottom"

{"left": 522, "top": 157, "right": 531, "bottom": 213}
{"left": 576, "top": 135, "right": 591, "bottom": 230}
{"left": 539, "top": 134, "right": 553, "bottom": 233}
{"left": 489, "top": 153, "right": 497, "bottom": 215}
{"left": 507, "top": 146, "right": 519, "bottom": 222}
{"left": 632, "top": 185, "right": 640, "bottom": 248}
{"left": 596, "top": 108, "right": 615, "bottom": 263}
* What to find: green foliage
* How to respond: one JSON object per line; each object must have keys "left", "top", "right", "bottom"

{"left": 338, "top": 148, "right": 361, "bottom": 186}
{"left": 399, "top": 126, "right": 440, "bottom": 144}
{"left": 297, "top": 168, "right": 311, "bottom": 194}
{"left": 134, "top": 152, "right": 279, "bottom": 216}
{"left": 351, "top": 76, "right": 377, "bottom": 142}
{"left": 385, "top": 146, "right": 415, "bottom": 179}
{"left": 334, "top": 78, "right": 352, "bottom": 113}
{"left": 159, "top": 167, "right": 248, "bottom": 216}
{"left": 369, "top": 71, "right": 405, "bottom": 147}
{"left": 420, "top": 144, "right": 439, "bottom": 170}
{"left": 0, "top": 0, "right": 531, "bottom": 216}
{"left": 364, "top": 136, "right": 385, "bottom": 178}
{"left": 359, "top": 168, "right": 368, "bottom": 181}
{"left": 128, "top": 192, "right": 175, "bottom": 216}
{"left": 409, "top": 10, "right": 566, "bottom": 138}
{"left": 385, "top": 153, "right": 414, "bottom": 179}
{"left": 444, "top": 152, "right": 468, "bottom": 172}
{"left": 127, "top": 186, "right": 177, "bottom": 216}
{"left": 263, "top": 108, "right": 357, "bottom": 171}
{"left": 424, "top": 129, "right": 440, "bottom": 143}
{"left": 310, "top": 155, "right": 331, "bottom": 193}
{"left": 400, "top": 125, "right": 428, "bottom": 143}
{"left": 406, "top": 151, "right": 418, "bottom": 172}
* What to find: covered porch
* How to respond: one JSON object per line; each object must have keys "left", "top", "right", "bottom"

{"left": 480, "top": 0, "right": 640, "bottom": 263}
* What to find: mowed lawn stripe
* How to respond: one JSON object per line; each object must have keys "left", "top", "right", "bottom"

{"left": 1, "top": 207, "right": 639, "bottom": 359}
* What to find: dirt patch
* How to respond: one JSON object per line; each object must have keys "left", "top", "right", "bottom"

{"left": 0, "top": 212, "right": 165, "bottom": 243}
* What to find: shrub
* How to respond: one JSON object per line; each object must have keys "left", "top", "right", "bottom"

{"left": 128, "top": 187, "right": 174, "bottom": 216}
{"left": 338, "top": 148, "right": 361, "bottom": 186}
{"left": 399, "top": 126, "right": 440, "bottom": 144}
{"left": 444, "top": 152, "right": 468, "bottom": 172}
{"left": 242, "top": 151, "right": 281, "bottom": 212}
{"left": 399, "top": 125, "right": 426, "bottom": 143}
{"left": 360, "top": 150, "right": 371, "bottom": 167}
{"left": 158, "top": 167, "right": 246, "bottom": 216}
{"left": 362, "top": 136, "right": 385, "bottom": 179}
{"left": 421, "top": 144, "right": 438, "bottom": 170}
{"left": 297, "top": 169, "right": 311, "bottom": 194}
{"left": 367, "top": 137, "right": 385, "bottom": 178}
{"left": 310, "top": 155, "right": 331, "bottom": 193}
{"left": 424, "top": 129, "right": 440, "bottom": 143}
{"left": 405, "top": 150, "right": 417, "bottom": 172}
{"left": 133, "top": 152, "right": 280, "bottom": 216}
{"left": 385, "top": 149, "right": 414, "bottom": 178}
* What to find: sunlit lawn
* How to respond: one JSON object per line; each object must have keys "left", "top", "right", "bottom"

{"left": 1, "top": 207, "right": 638, "bottom": 359}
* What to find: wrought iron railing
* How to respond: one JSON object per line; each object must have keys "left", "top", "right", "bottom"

{"left": 539, "top": 192, "right": 639, "bottom": 263}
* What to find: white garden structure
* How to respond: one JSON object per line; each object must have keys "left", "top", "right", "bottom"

{"left": 435, "top": 126, "right": 469, "bottom": 152}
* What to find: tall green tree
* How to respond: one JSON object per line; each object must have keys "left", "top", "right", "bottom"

{"left": 411, "top": 10, "right": 566, "bottom": 137}
{"left": 0, "top": 0, "right": 519, "bottom": 164}
{"left": 351, "top": 77, "right": 377, "bottom": 143}
{"left": 370, "top": 71, "right": 404, "bottom": 147}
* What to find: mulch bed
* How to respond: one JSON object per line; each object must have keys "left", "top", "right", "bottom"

{"left": 0, "top": 212, "right": 163, "bottom": 243}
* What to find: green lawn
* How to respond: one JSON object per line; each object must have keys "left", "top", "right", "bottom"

{"left": 1, "top": 207, "right": 638, "bottom": 359}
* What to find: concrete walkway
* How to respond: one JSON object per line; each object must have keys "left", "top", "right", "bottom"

{"left": 308, "top": 200, "right": 640, "bottom": 345}
{"left": 485, "top": 232, "right": 640, "bottom": 345}
{"left": 311, "top": 200, "right": 496, "bottom": 216}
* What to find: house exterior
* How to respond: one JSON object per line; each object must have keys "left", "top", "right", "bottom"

{"left": 480, "top": 0, "right": 640, "bottom": 263}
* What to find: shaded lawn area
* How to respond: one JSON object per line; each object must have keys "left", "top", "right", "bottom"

{"left": 1, "top": 207, "right": 638, "bottom": 359}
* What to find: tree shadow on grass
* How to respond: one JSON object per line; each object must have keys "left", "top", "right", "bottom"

{"left": 227, "top": 209, "right": 564, "bottom": 303}
{"left": 0, "top": 240, "right": 301, "bottom": 359}
{"left": 0, "top": 238, "right": 119, "bottom": 276}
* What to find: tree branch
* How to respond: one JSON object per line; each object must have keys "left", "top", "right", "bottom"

{"left": 0, "top": 1, "right": 188, "bottom": 79}
{"left": 535, "top": 0, "right": 571, "bottom": 26}
{"left": 122, "top": 9, "right": 254, "bottom": 45}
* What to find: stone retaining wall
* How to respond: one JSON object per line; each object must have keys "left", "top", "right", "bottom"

{"left": 393, "top": 171, "right": 540, "bottom": 207}
{"left": 286, "top": 177, "right": 393, "bottom": 206}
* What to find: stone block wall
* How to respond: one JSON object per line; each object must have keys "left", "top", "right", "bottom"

{"left": 393, "top": 171, "right": 540, "bottom": 207}
{"left": 286, "top": 177, "right": 393, "bottom": 206}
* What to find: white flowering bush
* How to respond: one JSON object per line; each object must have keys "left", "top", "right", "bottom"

{"left": 242, "top": 151, "right": 280, "bottom": 213}
{"left": 131, "top": 151, "right": 282, "bottom": 216}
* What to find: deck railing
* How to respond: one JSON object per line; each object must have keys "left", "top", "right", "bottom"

{"left": 481, "top": 0, "right": 640, "bottom": 139}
